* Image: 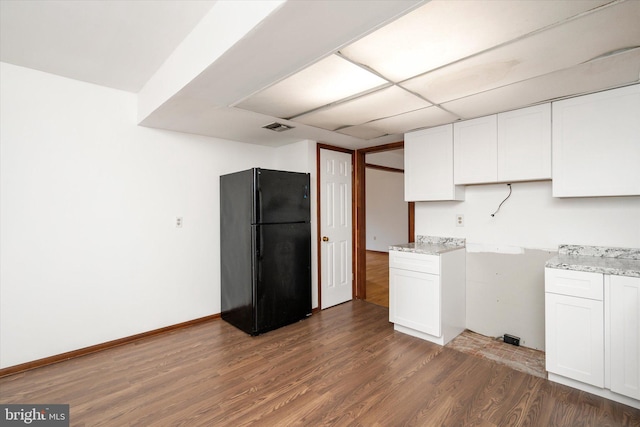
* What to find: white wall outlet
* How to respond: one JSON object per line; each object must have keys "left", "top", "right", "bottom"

{"left": 176, "top": 217, "right": 183, "bottom": 228}
{"left": 456, "top": 214, "right": 464, "bottom": 227}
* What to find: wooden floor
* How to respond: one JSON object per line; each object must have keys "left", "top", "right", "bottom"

{"left": 364, "top": 250, "right": 546, "bottom": 379}
{"left": 2, "top": 301, "right": 638, "bottom": 426}
{"left": 365, "top": 250, "right": 389, "bottom": 308}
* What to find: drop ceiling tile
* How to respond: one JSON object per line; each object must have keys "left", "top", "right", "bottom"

{"left": 401, "top": 0, "right": 640, "bottom": 105}
{"left": 340, "top": 0, "right": 611, "bottom": 82}
{"left": 336, "top": 125, "right": 388, "bottom": 140}
{"left": 336, "top": 105, "right": 460, "bottom": 139}
{"left": 441, "top": 48, "right": 640, "bottom": 119}
{"left": 234, "top": 54, "right": 387, "bottom": 119}
{"left": 291, "top": 85, "right": 431, "bottom": 130}
{"left": 368, "top": 106, "right": 460, "bottom": 134}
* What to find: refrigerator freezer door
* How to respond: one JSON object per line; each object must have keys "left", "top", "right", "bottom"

{"left": 253, "top": 222, "right": 311, "bottom": 334}
{"left": 254, "top": 169, "right": 310, "bottom": 224}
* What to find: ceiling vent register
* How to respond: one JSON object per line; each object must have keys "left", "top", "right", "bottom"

{"left": 262, "top": 122, "right": 295, "bottom": 132}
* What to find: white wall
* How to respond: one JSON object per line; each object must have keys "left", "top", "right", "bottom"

{"left": 415, "top": 181, "right": 640, "bottom": 250}
{"left": 0, "top": 63, "right": 315, "bottom": 368}
{"left": 365, "top": 150, "right": 404, "bottom": 170}
{"left": 415, "top": 180, "right": 640, "bottom": 349}
{"left": 366, "top": 168, "right": 408, "bottom": 252}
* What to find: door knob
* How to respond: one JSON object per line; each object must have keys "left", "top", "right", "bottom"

{"left": 322, "top": 236, "right": 329, "bottom": 242}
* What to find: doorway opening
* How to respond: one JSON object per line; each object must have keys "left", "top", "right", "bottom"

{"left": 354, "top": 141, "right": 414, "bottom": 306}
{"left": 316, "top": 141, "right": 414, "bottom": 310}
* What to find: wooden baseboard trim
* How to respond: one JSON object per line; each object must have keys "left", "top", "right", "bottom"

{"left": 0, "top": 313, "right": 221, "bottom": 378}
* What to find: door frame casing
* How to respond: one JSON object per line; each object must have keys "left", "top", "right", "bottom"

{"left": 316, "top": 141, "right": 414, "bottom": 307}
{"left": 355, "top": 141, "right": 414, "bottom": 300}
{"left": 316, "top": 143, "right": 355, "bottom": 309}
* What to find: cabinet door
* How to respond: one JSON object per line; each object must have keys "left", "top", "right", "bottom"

{"left": 404, "top": 125, "right": 464, "bottom": 201}
{"left": 545, "top": 292, "right": 604, "bottom": 387}
{"left": 497, "top": 104, "right": 551, "bottom": 182}
{"left": 454, "top": 115, "right": 497, "bottom": 184}
{"left": 610, "top": 275, "right": 640, "bottom": 400}
{"left": 552, "top": 84, "right": 640, "bottom": 197}
{"left": 390, "top": 268, "right": 440, "bottom": 337}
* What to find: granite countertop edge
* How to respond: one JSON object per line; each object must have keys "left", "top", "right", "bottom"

{"left": 388, "top": 243, "right": 465, "bottom": 256}
{"left": 545, "top": 245, "right": 640, "bottom": 278}
{"left": 545, "top": 259, "right": 640, "bottom": 278}
{"left": 389, "top": 235, "right": 466, "bottom": 256}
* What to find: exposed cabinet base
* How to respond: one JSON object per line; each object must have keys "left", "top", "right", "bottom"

{"left": 393, "top": 324, "right": 463, "bottom": 346}
{"left": 548, "top": 373, "right": 640, "bottom": 410}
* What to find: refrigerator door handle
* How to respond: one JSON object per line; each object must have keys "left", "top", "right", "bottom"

{"left": 253, "top": 168, "right": 262, "bottom": 224}
{"left": 255, "top": 227, "right": 261, "bottom": 258}
{"left": 255, "top": 228, "right": 262, "bottom": 281}
{"left": 255, "top": 188, "right": 262, "bottom": 224}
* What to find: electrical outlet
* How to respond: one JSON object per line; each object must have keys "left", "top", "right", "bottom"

{"left": 504, "top": 334, "right": 520, "bottom": 346}
{"left": 176, "top": 217, "right": 183, "bottom": 228}
{"left": 456, "top": 214, "right": 464, "bottom": 227}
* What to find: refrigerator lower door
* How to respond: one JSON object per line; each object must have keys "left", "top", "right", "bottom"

{"left": 253, "top": 223, "right": 311, "bottom": 335}
{"left": 220, "top": 229, "right": 254, "bottom": 334}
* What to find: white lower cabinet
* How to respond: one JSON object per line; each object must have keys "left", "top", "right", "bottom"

{"left": 390, "top": 268, "right": 440, "bottom": 337}
{"left": 610, "top": 275, "right": 640, "bottom": 400}
{"left": 545, "top": 292, "right": 604, "bottom": 387}
{"left": 389, "top": 249, "right": 465, "bottom": 346}
{"left": 545, "top": 268, "right": 640, "bottom": 409}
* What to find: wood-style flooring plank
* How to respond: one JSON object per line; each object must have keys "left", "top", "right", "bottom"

{"left": 1, "top": 300, "right": 639, "bottom": 426}
{"left": 365, "top": 250, "right": 389, "bottom": 307}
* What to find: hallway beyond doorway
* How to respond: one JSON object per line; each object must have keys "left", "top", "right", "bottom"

{"left": 365, "top": 250, "right": 389, "bottom": 308}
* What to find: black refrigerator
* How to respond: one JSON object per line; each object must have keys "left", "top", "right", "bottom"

{"left": 220, "top": 168, "right": 311, "bottom": 335}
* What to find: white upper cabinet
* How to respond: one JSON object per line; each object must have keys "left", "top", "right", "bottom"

{"left": 407, "top": 85, "right": 638, "bottom": 198}
{"left": 404, "top": 125, "right": 464, "bottom": 201}
{"left": 498, "top": 103, "right": 551, "bottom": 182}
{"left": 454, "top": 115, "right": 498, "bottom": 185}
{"left": 552, "top": 84, "right": 640, "bottom": 197}
{"left": 453, "top": 104, "right": 551, "bottom": 185}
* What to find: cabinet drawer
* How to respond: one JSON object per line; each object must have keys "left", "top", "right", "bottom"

{"left": 545, "top": 268, "right": 603, "bottom": 300}
{"left": 389, "top": 251, "right": 440, "bottom": 275}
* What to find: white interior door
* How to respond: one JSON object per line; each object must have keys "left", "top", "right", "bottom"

{"left": 320, "top": 148, "right": 353, "bottom": 309}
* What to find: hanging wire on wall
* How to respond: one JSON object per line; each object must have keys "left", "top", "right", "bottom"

{"left": 491, "top": 183, "right": 512, "bottom": 217}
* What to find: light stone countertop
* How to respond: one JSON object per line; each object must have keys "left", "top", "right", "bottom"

{"left": 545, "top": 244, "right": 640, "bottom": 278}
{"left": 389, "top": 235, "right": 465, "bottom": 256}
